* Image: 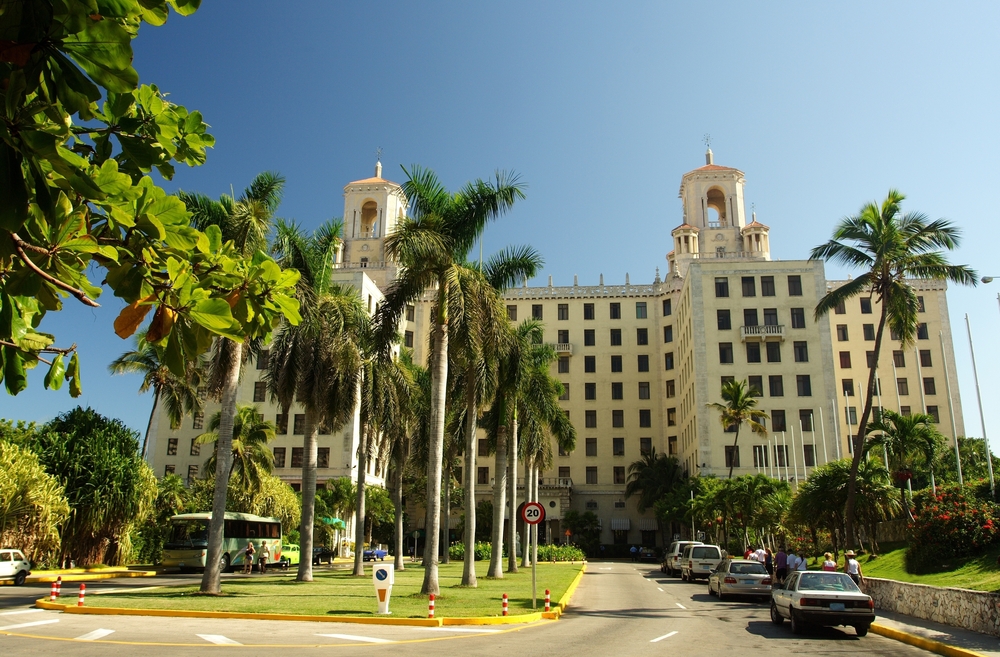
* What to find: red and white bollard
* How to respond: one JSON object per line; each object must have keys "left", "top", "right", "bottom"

{"left": 502, "top": 593, "right": 509, "bottom": 616}
{"left": 49, "top": 578, "right": 59, "bottom": 601}
{"left": 428, "top": 594, "right": 435, "bottom": 618}
{"left": 77, "top": 583, "right": 86, "bottom": 607}
{"left": 55, "top": 576, "right": 62, "bottom": 599}
{"left": 544, "top": 589, "right": 551, "bottom": 612}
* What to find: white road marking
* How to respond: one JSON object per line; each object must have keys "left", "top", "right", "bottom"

{"left": 657, "top": 587, "right": 664, "bottom": 592}
{"left": 650, "top": 631, "right": 678, "bottom": 643}
{"left": 0, "top": 619, "right": 59, "bottom": 631}
{"left": 0, "top": 608, "right": 45, "bottom": 616}
{"left": 93, "top": 586, "right": 162, "bottom": 595}
{"left": 316, "top": 633, "right": 393, "bottom": 644}
{"left": 75, "top": 628, "right": 115, "bottom": 641}
{"left": 598, "top": 567, "right": 613, "bottom": 570}
{"left": 676, "top": 603, "right": 686, "bottom": 609}
{"left": 414, "top": 627, "right": 503, "bottom": 633}
{"left": 197, "top": 634, "right": 242, "bottom": 645}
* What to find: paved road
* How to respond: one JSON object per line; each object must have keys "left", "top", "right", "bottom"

{"left": 0, "top": 562, "right": 933, "bottom": 656}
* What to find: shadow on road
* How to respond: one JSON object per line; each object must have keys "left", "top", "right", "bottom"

{"left": 745, "top": 620, "right": 861, "bottom": 641}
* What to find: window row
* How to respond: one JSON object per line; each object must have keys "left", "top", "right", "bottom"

{"left": 564, "top": 381, "right": 654, "bottom": 401}
{"left": 838, "top": 349, "right": 933, "bottom": 369}
{"left": 271, "top": 447, "right": 330, "bottom": 469}
{"left": 715, "top": 275, "right": 802, "bottom": 298}
{"left": 843, "top": 405, "right": 940, "bottom": 424}
{"left": 163, "top": 464, "right": 201, "bottom": 481}
{"left": 507, "top": 301, "right": 651, "bottom": 321}
{"left": 836, "top": 323, "right": 929, "bottom": 342}
{"left": 583, "top": 354, "right": 651, "bottom": 373}
{"left": 840, "top": 377, "right": 937, "bottom": 397}
{"left": 732, "top": 374, "right": 812, "bottom": 397}
{"left": 581, "top": 409, "right": 653, "bottom": 428}
{"left": 833, "top": 296, "right": 926, "bottom": 315}
{"left": 580, "top": 436, "right": 654, "bottom": 457}
{"left": 716, "top": 308, "right": 806, "bottom": 330}
{"left": 718, "top": 341, "right": 811, "bottom": 364}
{"left": 728, "top": 443, "right": 819, "bottom": 469}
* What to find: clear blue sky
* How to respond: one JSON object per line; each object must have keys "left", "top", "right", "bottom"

{"left": 7, "top": 1, "right": 1000, "bottom": 455}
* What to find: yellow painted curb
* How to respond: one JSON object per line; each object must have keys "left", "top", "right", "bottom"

{"left": 871, "top": 623, "right": 988, "bottom": 657}
{"left": 30, "top": 571, "right": 157, "bottom": 584}
{"left": 557, "top": 561, "right": 587, "bottom": 612}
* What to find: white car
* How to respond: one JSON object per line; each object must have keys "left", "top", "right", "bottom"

{"left": 680, "top": 544, "right": 723, "bottom": 581}
{"left": 770, "top": 570, "right": 875, "bottom": 636}
{"left": 0, "top": 549, "right": 32, "bottom": 586}
{"left": 661, "top": 540, "right": 702, "bottom": 576}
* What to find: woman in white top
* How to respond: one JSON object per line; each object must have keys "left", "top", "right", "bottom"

{"left": 844, "top": 549, "right": 864, "bottom": 585}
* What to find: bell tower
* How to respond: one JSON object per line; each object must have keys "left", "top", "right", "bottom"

{"left": 340, "top": 158, "right": 408, "bottom": 289}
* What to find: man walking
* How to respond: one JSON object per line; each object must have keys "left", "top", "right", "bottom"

{"left": 775, "top": 546, "right": 787, "bottom": 584}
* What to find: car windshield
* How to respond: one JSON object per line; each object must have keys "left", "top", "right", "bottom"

{"left": 797, "top": 572, "right": 861, "bottom": 592}
{"left": 691, "top": 547, "right": 720, "bottom": 559}
{"left": 730, "top": 562, "right": 767, "bottom": 574}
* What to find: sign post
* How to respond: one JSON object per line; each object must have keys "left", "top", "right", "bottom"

{"left": 373, "top": 563, "right": 394, "bottom": 614}
{"left": 521, "top": 501, "right": 545, "bottom": 609}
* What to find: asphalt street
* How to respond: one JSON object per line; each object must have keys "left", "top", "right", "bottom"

{"left": 0, "top": 562, "right": 935, "bottom": 656}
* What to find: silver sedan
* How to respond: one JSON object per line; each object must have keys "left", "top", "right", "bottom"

{"left": 707, "top": 559, "right": 772, "bottom": 601}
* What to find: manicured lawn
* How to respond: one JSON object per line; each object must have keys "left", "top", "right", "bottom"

{"left": 82, "top": 562, "right": 583, "bottom": 618}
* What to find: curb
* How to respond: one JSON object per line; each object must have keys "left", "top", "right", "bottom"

{"left": 1, "top": 570, "right": 158, "bottom": 586}
{"left": 871, "top": 623, "right": 988, "bottom": 657}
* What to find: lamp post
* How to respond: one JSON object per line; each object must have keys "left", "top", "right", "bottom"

{"left": 965, "top": 313, "right": 995, "bottom": 499}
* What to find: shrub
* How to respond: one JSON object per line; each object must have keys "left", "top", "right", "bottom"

{"left": 448, "top": 541, "right": 504, "bottom": 561}
{"left": 906, "top": 487, "right": 1000, "bottom": 573}
{"left": 536, "top": 544, "right": 585, "bottom": 562}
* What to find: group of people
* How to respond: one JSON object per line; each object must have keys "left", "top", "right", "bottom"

{"left": 242, "top": 540, "right": 274, "bottom": 574}
{"left": 742, "top": 545, "right": 864, "bottom": 586}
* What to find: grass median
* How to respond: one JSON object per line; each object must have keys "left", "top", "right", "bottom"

{"left": 80, "top": 561, "right": 584, "bottom": 618}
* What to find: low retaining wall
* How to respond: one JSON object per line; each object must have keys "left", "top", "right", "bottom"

{"left": 864, "top": 577, "right": 1000, "bottom": 637}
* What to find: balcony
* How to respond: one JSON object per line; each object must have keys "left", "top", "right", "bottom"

{"left": 548, "top": 342, "right": 573, "bottom": 356}
{"left": 741, "top": 324, "right": 785, "bottom": 342}
{"left": 487, "top": 477, "right": 573, "bottom": 488}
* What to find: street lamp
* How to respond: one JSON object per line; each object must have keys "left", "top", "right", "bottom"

{"left": 965, "top": 313, "right": 996, "bottom": 499}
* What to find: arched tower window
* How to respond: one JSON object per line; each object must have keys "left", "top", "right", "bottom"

{"left": 361, "top": 200, "right": 378, "bottom": 238}
{"left": 706, "top": 187, "right": 727, "bottom": 227}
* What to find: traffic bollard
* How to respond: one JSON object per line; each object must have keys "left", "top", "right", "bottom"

{"left": 502, "top": 593, "right": 508, "bottom": 616}
{"left": 428, "top": 593, "right": 435, "bottom": 618}
{"left": 544, "top": 589, "right": 550, "bottom": 612}
{"left": 50, "top": 580, "right": 58, "bottom": 601}
{"left": 55, "top": 576, "right": 61, "bottom": 599}
{"left": 77, "top": 583, "right": 86, "bottom": 607}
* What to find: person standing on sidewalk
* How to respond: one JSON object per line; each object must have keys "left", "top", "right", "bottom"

{"left": 775, "top": 546, "right": 787, "bottom": 584}
{"left": 259, "top": 541, "right": 270, "bottom": 574}
{"left": 844, "top": 550, "right": 864, "bottom": 586}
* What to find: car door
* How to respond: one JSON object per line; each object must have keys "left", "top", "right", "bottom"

{"left": 776, "top": 573, "right": 796, "bottom": 614}
{"left": 0, "top": 552, "right": 12, "bottom": 577}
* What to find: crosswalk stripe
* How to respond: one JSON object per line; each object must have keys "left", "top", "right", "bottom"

{"left": 197, "top": 634, "right": 242, "bottom": 645}
{"left": 650, "top": 630, "right": 678, "bottom": 643}
{"left": 316, "top": 633, "right": 393, "bottom": 643}
{"left": 0, "top": 619, "right": 59, "bottom": 631}
{"left": 75, "top": 629, "right": 115, "bottom": 641}
{"left": 676, "top": 603, "right": 686, "bottom": 609}
{"left": 0, "top": 608, "right": 45, "bottom": 616}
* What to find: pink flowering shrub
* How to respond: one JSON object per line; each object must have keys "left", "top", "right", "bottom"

{"left": 906, "top": 488, "right": 1000, "bottom": 573}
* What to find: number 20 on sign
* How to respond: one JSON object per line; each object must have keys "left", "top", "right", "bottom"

{"left": 521, "top": 501, "right": 544, "bottom": 525}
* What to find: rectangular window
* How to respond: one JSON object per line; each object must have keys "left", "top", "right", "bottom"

{"left": 291, "top": 447, "right": 303, "bottom": 469}
{"left": 167, "top": 438, "right": 177, "bottom": 456}
{"left": 766, "top": 342, "right": 781, "bottom": 363}
{"left": 558, "top": 303, "right": 569, "bottom": 320}
{"left": 559, "top": 443, "right": 570, "bottom": 457}
{"left": 406, "top": 304, "right": 415, "bottom": 321}
{"left": 585, "top": 355, "right": 596, "bottom": 373}
{"left": 667, "top": 436, "right": 677, "bottom": 455}
{"left": 636, "top": 328, "right": 648, "bottom": 345}
{"left": 611, "top": 382, "right": 623, "bottom": 400}
{"left": 637, "top": 354, "right": 649, "bottom": 372}
{"left": 665, "top": 408, "right": 675, "bottom": 426}
{"left": 793, "top": 341, "right": 809, "bottom": 362}
{"left": 836, "top": 325, "right": 849, "bottom": 341}
{"left": 721, "top": 375, "right": 734, "bottom": 387}
{"left": 787, "top": 275, "right": 802, "bottom": 296}
{"left": 585, "top": 382, "right": 597, "bottom": 400}
{"left": 586, "top": 410, "right": 597, "bottom": 428}
{"left": 190, "top": 438, "right": 200, "bottom": 456}
{"left": 719, "top": 342, "right": 734, "bottom": 364}
{"left": 317, "top": 448, "right": 329, "bottom": 469}
{"left": 917, "top": 295, "right": 926, "bottom": 312}
{"left": 863, "top": 324, "right": 876, "bottom": 341}
{"left": 613, "top": 437, "right": 625, "bottom": 456}
{"left": 293, "top": 414, "right": 305, "bottom": 434}
{"left": 748, "top": 375, "right": 763, "bottom": 396}
{"left": 923, "top": 377, "right": 936, "bottom": 395}
{"left": 404, "top": 330, "right": 414, "bottom": 348}
{"left": 665, "top": 379, "right": 676, "bottom": 397}
{"left": 901, "top": 405, "right": 911, "bottom": 416}
{"left": 860, "top": 297, "right": 873, "bottom": 314}
{"left": 803, "top": 444, "right": 816, "bottom": 467}
{"left": 717, "top": 309, "right": 732, "bottom": 330}
{"left": 746, "top": 342, "right": 761, "bottom": 363}
{"left": 744, "top": 308, "right": 759, "bottom": 327}
{"left": 558, "top": 466, "right": 571, "bottom": 479}
{"left": 586, "top": 437, "right": 598, "bottom": 457}
{"left": 796, "top": 375, "right": 812, "bottom": 397}
{"left": 257, "top": 349, "right": 269, "bottom": 370}
{"left": 839, "top": 351, "right": 852, "bottom": 368}
{"left": 612, "top": 410, "right": 624, "bottom": 428}
{"left": 834, "top": 300, "right": 846, "bottom": 314}
{"left": 893, "top": 350, "right": 905, "bottom": 367}
{"left": 609, "top": 302, "right": 621, "bottom": 319}
{"left": 273, "top": 447, "right": 286, "bottom": 468}
{"left": 584, "top": 303, "right": 595, "bottom": 320}
{"left": 584, "top": 329, "right": 596, "bottom": 346}
{"left": 662, "top": 299, "right": 672, "bottom": 316}
{"left": 763, "top": 308, "right": 778, "bottom": 325}
{"left": 927, "top": 405, "right": 940, "bottom": 423}
{"left": 790, "top": 308, "right": 806, "bottom": 329}
{"left": 636, "top": 302, "right": 647, "bottom": 319}
{"left": 611, "top": 355, "right": 623, "bottom": 372}
{"left": 530, "top": 304, "right": 542, "bottom": 320}
{"left": 842, "top": 379, "right": 854, "bottom": 396}
{"left": 478, "top": 439, "right": 489, "bottom": 456}
{"left": 559, "top": 383, "right": 569, "bottom": 401}
{"left": 275, "top": 413, "right": 288, "bottom": 435}
{"left": 663, "top": 325, "right": 673, "bottom": 343}
{"left": 638, "top": 382, "right": 650, "bottom": 399}
{"left": 742, "top": 276, "right": 756, "bottom": 297}
{"left": 725, "top": 445, "right": 740, "bottom": 468}
{"left": 192, "top": 412, "right": 204, "bottom": 430}
{"left": 799, "top": 409, "right": 813, "bottom": 431}
{"left": 769, "top": 375, "right": 784, "bottom": 397}
{"left": 558, "top": 329, "right": 569, "bottom": 344}
{"left": 507, "top": 305, "right": 517, "bottom": 321}
{"left": 558, "top": 357, "right": 570, "bottom": 374}
{"left": 920, "top": 350, "right": 933, "bottom": 367}
{"left": 917, "top": 323, "right": 929, "bottom": 340}
{"left": 664, "top": 352, "right": 674, "bottom": 370}
{"left": 610, "top": 328, "right": 622, "bottom": 346}
{"left": 187, "top": 464, "right": 199, "bottom": 482}
{"left": 715, "top": 277, "right": 730, "bottom": 297}
{"left": 890, "top": 327, "right": 901, "bottom": 342}
{"left": 478, "top": 467, "right": 490, "bottom": 485}
{"left": 253, "top": 381, "right": 266, "bottom": 402}
{"left": 866, "top": 351, "right": 876, "bottom": 367}
{"left": 761, "top": 276, "right": 775, "bottom": 296}
{"left": 771, "top": 410, "right": 786, "bottom": 432}
{"left": 845, "top": 406, "right": 857, "bottom": 425}
{"left": 613, "top": 466, "right": 626, "bottom": 485}
{"left": 586, "top": 467, "right": 598, "bottom": 485}
{"left": 897, "top": 378, "right": 909, "bottom": 396}
{"left": 640, "top": 437, "right": 652, "bottom": 455}
{"left": 639, "top": 409, "right": 652, "bottom": 427}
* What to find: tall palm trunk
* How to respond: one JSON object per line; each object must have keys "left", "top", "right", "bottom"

{"left": 462, "top": 372, "right": 478, "bottom": 586}
{"left": 141, "top": 389, "right": 161, "bottom": 461}
{"left": 200, "top": 340, "right": 242, "bottom": 593}
{"left": 353, "top": 424, "right": 370, "bottom": 576}
{"left": 507, "top": 412, "right": 518, "bottom": 573}
{"left": 845, "top": 301, "right": 889, "bottom": 547}
{"left": 392, "top": 464, "right": 405, "bottom": 571}
{"left": 727, "top": 426, "right": 741, "bottom": 479}
{"left": 297, "top": 408, "right": 319, "bottom": 582}
{"left": 422, "top": 321, "right": 448, "bottom": 595}
{"left": 488, "top": 425, "right": 508, "bottom": 578}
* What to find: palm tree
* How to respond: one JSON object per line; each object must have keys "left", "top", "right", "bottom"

{"left": 376, "top": 165, "right": 526, "bottom": 595}
{"left": 626, "top": 448, "right": 686, "bottom": 513}
{"left": 266, "top": 220, "right": 368, "bottom": 582}
{"left": 707, "top": 379, "right": 768, "bottom": 479}
{"left": 867, "top": 410, "right": 943, "bottom": 519}
{"left": 810, "top": 189, "right": 976, "bottom": 547}
{"left": 180, "top": 171, "right": 285, "bottom": 594}
{"left": 109, "top": 332, "right": 202, "bottom": 459}
{"left": 388, "top": 351, "right": 426, "bottom": 571}
{"left": 196, "top": 404, "right": 276, "bottom": 494}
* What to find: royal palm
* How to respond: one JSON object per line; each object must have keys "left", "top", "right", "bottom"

{"left": 707, "top": 379, "right": 768, "bottom": 479}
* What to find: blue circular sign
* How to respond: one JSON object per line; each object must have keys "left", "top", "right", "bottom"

{"left": 376, "top": 569, "right": 388, "bottom": 581}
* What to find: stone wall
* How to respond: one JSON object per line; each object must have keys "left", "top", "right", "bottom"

{"left": 864, "top": 577, "right": 1000, "bottom": 637}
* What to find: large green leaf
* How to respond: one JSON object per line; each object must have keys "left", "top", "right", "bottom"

{"left": 44, "top": 354, "right": 66, "bottom": 390}
{"left": 3, "top": 346, "right": 27, "bottom": 395}
{"left": 189, "top": 298, "right": 244, "bottom": 340}
{"left": 62, "top": 18, "right": 139, "bottom": 93}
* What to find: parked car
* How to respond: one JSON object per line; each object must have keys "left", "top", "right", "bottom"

{"left": 312, "top": 546, "right": 336, "bottom": 565}
{"left": 708, "top": 559, "right": 772, "bottom": 600}
{"left": 278, "top": 543, "right": 300, "bottom": 568}
{"left": 363, "top": 547, "right": 388, "bottom": 562}
{"left": 638, "top": 547, "right": 658, "bottom": 563}
{"left": 680, "top": 544, "right": 723, "bottom": 581}
{"left": 770, "top": 570, "right": 875, "bottom": 636}
{"left": 661, "top": 540, "right": 702, "bottom": 576}
{"left": 0, "top": 549, "right": 31, "bottom": 586}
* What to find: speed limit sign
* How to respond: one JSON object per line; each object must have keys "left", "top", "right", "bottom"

{"left": 521, "top": 501, "right": 545, "bottom": 525}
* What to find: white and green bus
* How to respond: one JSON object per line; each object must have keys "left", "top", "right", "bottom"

{"left": 162, "top": 512, "right": 282, "bottom": 572}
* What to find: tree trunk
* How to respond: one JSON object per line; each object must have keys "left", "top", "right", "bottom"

{"left": 462, "top": 371, "right": 478, "bottom": 586}
{"left": 392, "top": 463, "right": 405, "bottom": 572}
{"left": 442, "top": 464, "right": 451, "bottom": 564}
{"left": 488, "top": 424, "right": 508, "bottom": 578}
{"left": 353, "top": 423, "right": 370, "bottom": 576}
{"left": 728, "top": 427, "right": 741, "bottom": 479}
{"left": 296, "top": 408, "right": 319, "bottom": 582}
{"left": 141, "top": 389, "right": 160, "bottom": 461}
{"left": 507, "top": 411, "right": 519, "bottom": 573}
{"left": 421, "top": 320, "right": 448, "bottom": 595}
{"left": 200, "top": 340, "right": 242, "bottom": 594}
{"left": 521, "top": 455, "right": 531, "bottom": 567}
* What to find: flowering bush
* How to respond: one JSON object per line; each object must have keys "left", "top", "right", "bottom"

{"left": 906, "top": 488, "right": 1000, "bottom": 573}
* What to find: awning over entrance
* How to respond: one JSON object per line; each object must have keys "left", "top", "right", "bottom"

{"left": 610, "top": 517, "right": 630, "bottom": 531}
{"left": 638, "top": 518, "right": 658, "bottom": 531}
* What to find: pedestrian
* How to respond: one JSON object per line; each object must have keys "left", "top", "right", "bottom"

{"left": 630, "top": 545, "right": 638, "bottom": 562}
{"left": 259, "top": 540, "right": 270, "bottom": 574}
{"left": 786, "top": 550, "right": 799, "bottom": 574}
{"left": 754, "top": 546, "right": 766, "bottom": 563}
{"left": 822, "top": 552, "right": 837, "bottom": 571}
{"left": 764, "top": 547, "right": 773, "bottom": 576}
{"left": 844, "top": 550, "right": 864, "bottom": 586}
{"left": 796, "top": 552, "right": 808, "bottom": 572}
{"left": 243, "top": 540, "right": 255, "bottom": 574}
{"left": 744, "top": 546, "right": 753, "bottom": 559}
{"left": 775, "top": 546, "right": 787, "bottom": 584}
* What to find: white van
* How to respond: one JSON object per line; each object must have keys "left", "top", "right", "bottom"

{"left": 681, "top": 544, "right": 723, "bottom": 581}
{"left": 0, "top": 549, "right": 32, "bottom": 586}
{"left": 661, "top": 540, "right": 702, "bottom": 577}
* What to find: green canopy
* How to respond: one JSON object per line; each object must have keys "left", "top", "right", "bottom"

{"left": 320, "top": 517, "right": 346, "bottom": 529}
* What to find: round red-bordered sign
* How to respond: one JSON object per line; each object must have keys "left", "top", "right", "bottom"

{"left": 521, "top": 501, "right": 545, "bottom": 525}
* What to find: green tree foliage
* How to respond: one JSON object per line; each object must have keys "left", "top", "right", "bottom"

{"left": 626, "top": 448, "right": 686, "bottom": 513}
{"left": 563, "top": 510, "right": 601, "bottom": 557}
{"left": 195, "top": 404, "right": 276, "bottom": 495}
{"left": 707, "top": 379, "right": 768, "bottom": 479}
{"left": 867, "top": 410, "right": 945, "bottom": 515}
{"left": 906, "top": 485, "right": 1000, "bottom": 573}
{"left": 185, "top": 473, "right": 300, "bottom": 536}
{"left": 0, "top": 437, "right": 70, "bottom": 563}
{"left": 131, "top": 473, "right": 186, "bottom": 565}
{"left": 0, "top": 1, "right": 302, "bottom": 397}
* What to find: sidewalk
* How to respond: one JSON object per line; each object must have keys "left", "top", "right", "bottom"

{"left": 874, "top": 609, "right": 1000, "bottom": 657}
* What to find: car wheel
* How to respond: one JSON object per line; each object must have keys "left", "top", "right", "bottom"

{"left": 718, "top": 587, "right": 727, "bottom": 602}
{"left": 13, "top": 571, "right": 26, "bottom": 586}
{"left": 855, "top": 624, "right": 869, "bottom": 637}
{"left": 790, "top": 609, "right": 804, "bottom": 635}
{"left": 220, "top": 553, "right": 231, "bottom": 573}
{"left": 708, "top": 582, "right": 714, "bottom": 596}
{"left": 770, "top": 601, "right": 784, "bottom": 625}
